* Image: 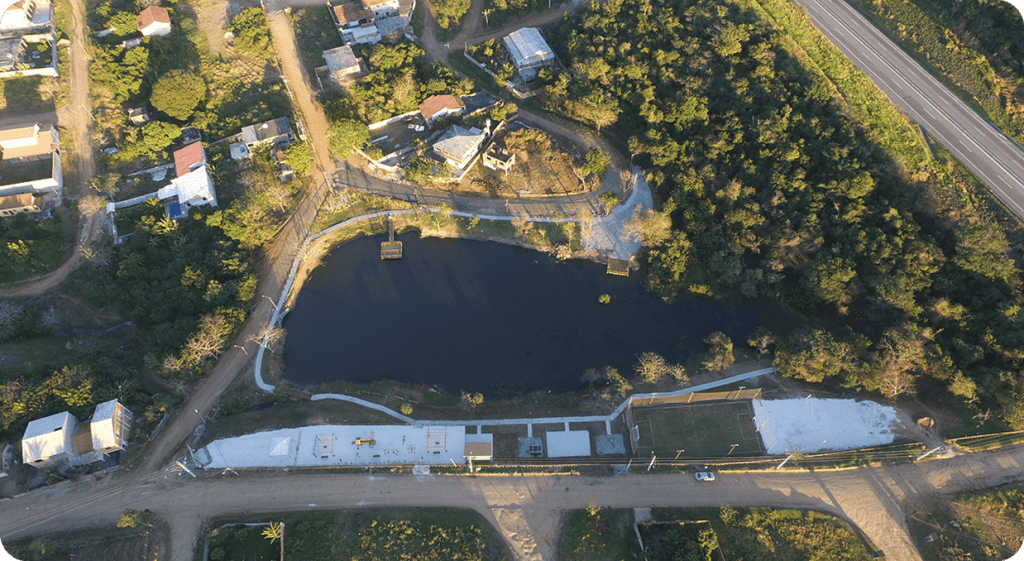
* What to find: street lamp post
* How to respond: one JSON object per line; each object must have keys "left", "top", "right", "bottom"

{"left": 728, "top": 443, "right": 739, "bottom": 456}
{"left": 195, "top": 408, "right": 207, "bottom": 424}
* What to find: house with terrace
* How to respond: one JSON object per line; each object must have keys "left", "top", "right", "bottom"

{"left": 157, "top": 142, "right": 217, "bottom": 218}
{"left": 328, "top": 0, "right": 414, "bottom": 45}
{"left": 0, "top": 0, "right": 57, "bottom": 77}
{"left": 330, "top": 0, "right": 379, "bottom": 44}
{"left": 0, "top": 123, "right": 62, "bottom": 207}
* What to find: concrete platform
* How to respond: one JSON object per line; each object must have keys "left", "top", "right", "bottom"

{"left": 546, "top": 430, "right": 591, "bottom": 458}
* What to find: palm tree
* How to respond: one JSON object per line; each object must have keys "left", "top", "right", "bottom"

{"left": 262, "top": 522, "right": 283, "bottom": 543}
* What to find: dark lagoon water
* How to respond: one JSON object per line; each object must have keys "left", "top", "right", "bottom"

{"left": 282, "top": 233, "right": 796, "bottom": 395}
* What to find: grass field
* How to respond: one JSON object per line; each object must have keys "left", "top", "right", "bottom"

{"left": 632, "top": 401, "right": 763, "bottom": 458}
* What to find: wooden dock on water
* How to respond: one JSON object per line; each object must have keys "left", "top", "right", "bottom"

{"left": 381, "top": 214, "right": 403, "bottom": 260}
{"left": 607, "top": 258, "right": 630, "bottom": 276}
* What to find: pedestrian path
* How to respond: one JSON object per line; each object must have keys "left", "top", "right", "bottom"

{"left": 309, "top": 367, "right": 778, "bottom": 434}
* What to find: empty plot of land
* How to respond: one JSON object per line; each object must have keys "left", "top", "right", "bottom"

{"left": 632, "top": 401, "right": 763, "bottom": 458}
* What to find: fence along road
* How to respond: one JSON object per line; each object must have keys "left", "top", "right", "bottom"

{"left": 793, "top": 0, "right": 1024, "bottom": 219}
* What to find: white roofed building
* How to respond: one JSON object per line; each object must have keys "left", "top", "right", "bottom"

{"left": 503, "top": 27, "right": 554, "bottom": 81}
{"left": 157, "top": 164, "right": 218, "bottom": 218}
{"left": 20, "top": 400, "right": 133, "bottom": 470}
{"left": 21, "top": 411, "right": 78, "bottom": 468}
{"left": 88, "top": 399, "right": 132, "bottom": 456}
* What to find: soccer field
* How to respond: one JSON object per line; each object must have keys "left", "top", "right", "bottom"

{"left": 631, "top": 401, "right": 764, "bottom": 458}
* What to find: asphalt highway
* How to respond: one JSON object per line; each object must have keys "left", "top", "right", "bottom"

{"left": 793, "top": 0, "right": 1024, "bottom": 219}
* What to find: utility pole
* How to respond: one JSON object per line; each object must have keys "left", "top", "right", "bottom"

{"left": 728, "top": 443, "right": 739, "bottom": 456}
{"left": 482, "top": 8, "right": 490, "bottom": 27}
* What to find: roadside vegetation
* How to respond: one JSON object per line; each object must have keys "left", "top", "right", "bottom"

{"left": 6, "top": 509, "right": 163, "bottom": 560}
{"left": 910, "top": 484, "right": 1024, "bottom": 561}
{"left": 0, "top": 211, "right": 72, "bottom": 284}
{"left": 482, "top": 0, "right": 564, "bottom": 29}
{"left": 560, "top": 507, "right": 641, "bottom": 561}
{"left": 850, "top": 0, "right": 1024, "bottom": 146}
{"left": 206, "top": 508, "right": 509, "bottom": 561}
{"left": 433, "top": 0, "right": 470, "bottom": 40}
{"left": 652, "top": 506, "right": 872, "bottom": 560}
{"left": 548, "top": 0, "right": 1024, "bottom": 433}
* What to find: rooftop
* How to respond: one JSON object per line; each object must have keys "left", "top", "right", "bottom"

{"left": 323, "top": 44, "right": 359, "bottom": 73}
{"left": 433, "top": 125, "right": 486, "bottom": 166}
{"left": 91, "top": 399, "right": 118, "bottom": 422}
{"left": 158, "top": 165, "right": 217, "bottom": 208}
{"left": 0, "top": 124, "right": 57, "bottom": 160}
{"left": 503, "top": 27, "right": 554, "bottom": 68}
{"left": 332, "top": 1, "right": 372, "bottom": 25}
{"left": 22, "top": 411, "right": 76, "bottom": 463}
{"left": 241, "top": 117, "right": 292, "bottom": 146}
{"left": 197, "top": 425, "right": 469, "bottom": 468}
{"left": 418, "top": 94, "right": 465, "bottom": 120}
{"left": 136, "top": 5, "right": 170, "bottom": 29}
{"left": 172, "top": 141, "right": 205, "bottom": 177}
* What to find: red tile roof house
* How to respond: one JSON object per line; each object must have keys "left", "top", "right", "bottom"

{"left": 136, "top": 5, "right": 171, "bottom": 37}
{"left": 173, "top": 141, "right": 206, "bottom": 178}
{"left": 418, "top": 94, "right": 465, "bottom": 126}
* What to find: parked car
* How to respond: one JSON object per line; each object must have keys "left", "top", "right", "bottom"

{"left": 695, "top": 471, "right": 715, "bottom": 482}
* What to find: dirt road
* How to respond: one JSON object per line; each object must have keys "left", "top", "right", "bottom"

{"left": 4, "top": 443, "right": 1024, "bottom": 561}
{"left": 0, "top": 0, "right": 101, "bottom": 298}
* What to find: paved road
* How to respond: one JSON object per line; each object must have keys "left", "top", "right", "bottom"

{"left": 3, "top": 443, "right": 1024, "bottom": 561}
{"left": 793, "top": 0, "right": 1024, "bottom": 219}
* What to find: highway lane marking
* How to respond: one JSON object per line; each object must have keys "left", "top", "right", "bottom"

{"left": 806, "top": 0, "right": 1024, "bottom": 204}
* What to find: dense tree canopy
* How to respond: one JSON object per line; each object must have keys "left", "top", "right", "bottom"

{"left": 151, "top": 70, "right": 206, "bottom": 121}
{"left": 552, "top": 0, "right": 1024, "bottom": 426}
{"left": 231, "top": 8, "right": 272, "bottom": 55}
{"left": 343, "top": 41, "right": 472, "bottom": 123}
{"left": 328, "top": 118, "right": 370, "bottom": 158}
